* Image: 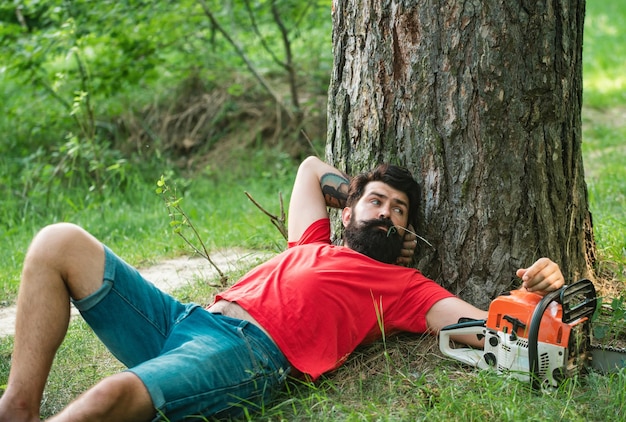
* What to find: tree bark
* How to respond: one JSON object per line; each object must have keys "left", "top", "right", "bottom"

{"left": 326, "top": 0, "right": 595, "bottom": 308}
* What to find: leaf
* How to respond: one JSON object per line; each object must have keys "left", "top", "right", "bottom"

{"left": 593, "top": 324, "right": 608, "bottom": 340}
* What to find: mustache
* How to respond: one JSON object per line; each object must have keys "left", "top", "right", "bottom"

{"left": 358, "top": 219, "right": 435, "bottom": 248}
{"left": 358, "top": 218, "right": 398, "bottom": 234}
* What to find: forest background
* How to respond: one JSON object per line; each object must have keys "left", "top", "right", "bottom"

{"left": 1, "top": 0, "right": 625, "bottom": 420}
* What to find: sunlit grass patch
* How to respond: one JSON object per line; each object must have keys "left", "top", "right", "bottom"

{"left": 583, "top": 2, "right": 626, "bottom": 108}
{"left": 582, "top": 110, "right": 626, "bottom": 269}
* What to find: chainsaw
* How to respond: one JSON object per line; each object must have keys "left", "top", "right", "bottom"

{"left": 439, "top": 279, "right": 626, "bottom": 389}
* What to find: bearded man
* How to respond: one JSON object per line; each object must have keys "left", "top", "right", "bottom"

{"left": 0, "top": 156, "right": 565, "bottom": 422}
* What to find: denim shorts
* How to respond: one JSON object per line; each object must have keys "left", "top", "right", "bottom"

{"left": 71, "top": 246, "right": 291, "bottom": 421}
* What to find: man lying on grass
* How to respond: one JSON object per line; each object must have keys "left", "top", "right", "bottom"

{"left": 0, "top": 156, "right": 564, "bottom": 422}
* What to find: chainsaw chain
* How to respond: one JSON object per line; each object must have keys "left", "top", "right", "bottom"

{"left": 590, "top": 343, "right": 626, "bottom": 354}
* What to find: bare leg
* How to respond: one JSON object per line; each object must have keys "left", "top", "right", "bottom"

{"left": 48, "top": 372, "right": 154, "bottom": 422}
{"left": 0, "top": 223, "right": 154, "bottom": 422}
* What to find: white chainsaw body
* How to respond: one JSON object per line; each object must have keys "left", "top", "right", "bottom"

{"left": 439, "top": 325, "right": 567, "bottom": 388}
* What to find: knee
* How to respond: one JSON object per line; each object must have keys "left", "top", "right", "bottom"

{"left": 35, "top": 222, "right": 86, "bottom": 243}
{"left": 28, "top": 223, "right": 90, "bottom": 258}
{"left": 25, "top": 223, "right": 100, "bottom": 275}
{"left": 83, "top": 374, "right": 130, "bottom": 414}
{"left": 77, "top": 373, "right": 154, "bottom": 420}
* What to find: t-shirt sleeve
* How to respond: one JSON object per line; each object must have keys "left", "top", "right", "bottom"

{"left": 287, "top": 218, "right": 332, "bottom": 248}
{"left": 399, "top": 273, "right": 456, "bottom": 333}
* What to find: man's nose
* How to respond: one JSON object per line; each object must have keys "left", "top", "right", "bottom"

{"left": 379, "top": 205, "right": 391, "bottom": 219}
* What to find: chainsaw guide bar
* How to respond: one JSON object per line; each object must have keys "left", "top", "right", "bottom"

{"left": 590, "top": 344, "right": 626, "bottom": 373}
{"left": 439, "top": 279, "right": 626, "bottom": 390}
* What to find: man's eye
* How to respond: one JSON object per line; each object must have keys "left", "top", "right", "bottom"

{"left": 371, "top": 199, "right": 380, "bottom": 205}
{"left": 393, "top": 207, "right": 404, "bottom": 215}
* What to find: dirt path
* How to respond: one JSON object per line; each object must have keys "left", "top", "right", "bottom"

{"left": 0, "top": 249, "right": 269, "bottom": 338}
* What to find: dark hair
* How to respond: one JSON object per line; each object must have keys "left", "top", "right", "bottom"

{"left": 346, "top": 164, "right": 420, "bottom": 228}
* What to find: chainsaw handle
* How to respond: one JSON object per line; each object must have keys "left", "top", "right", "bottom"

{"left": 528, "top": 289, "right": 562, "bottom": 389}
{"left": 439, "top": 321, "right": 488, "bottom": 368}
{"left": 528, "top": 279, "right": 596, "bottom": 390}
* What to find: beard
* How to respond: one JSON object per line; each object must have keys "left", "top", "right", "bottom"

{"left": 344, "top": 216, "right": 403, "bottom": 264}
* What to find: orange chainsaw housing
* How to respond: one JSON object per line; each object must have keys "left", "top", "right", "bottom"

{"left": 486, "top": 289, "right": 575, "bottom": 346}
{"left": 440, "top": 280, "right": 596, "bottom": 389}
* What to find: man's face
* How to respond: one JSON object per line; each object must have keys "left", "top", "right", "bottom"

{"left": 342, "top": 181, "right": 410, "bottom": 264}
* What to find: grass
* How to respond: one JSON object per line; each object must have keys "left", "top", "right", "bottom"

{"left": 582, "top": 1, "right": 626, "bottom": 108}
{"left": 580, "top": 0, "right": 626, "bottom": 281}
{"left": 582, "top": 111, "right": 626, "bottom": 268}
{"left": 2, "top": 1, "right": 626, "bottom": 420}
{"left": 0, "top": 147, "right": 294, "bottom": 303}
{"left": 4, "top": 328, "right": 625, "bottom": 420}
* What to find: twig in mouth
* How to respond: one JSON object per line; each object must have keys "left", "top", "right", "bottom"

{"left": 388, "top": 225, "right": 434, "bottom": 248}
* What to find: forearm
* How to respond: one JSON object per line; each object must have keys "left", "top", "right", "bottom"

{"left": 291, "top": 156, "right": 350, "bottom": 210}
{"left": 287, "top": 156, "right": 350, "bottom": 242}
{"left": 320, "top": 168, "right": 350, "bottom": 209}
{"left": 427, "top": 297, "right": 488, "bottom": 347}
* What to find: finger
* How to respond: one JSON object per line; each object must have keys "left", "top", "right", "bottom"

{"left": 397, "top": 225, "right": 418, "bottom": 266}
{"left": 396, "top": 255, "right": 413, "bottom": 266}
{"left": 520, "top": 257, "right": 551, "bottom": 283}
{"left": 525, "top": 271, "right": 564, "bottom": 293}
{"left": 519, "top": 258, "right": 557, "bottom": 289}
{"left": 402, "top": 238, "right": 417, "bottom": 248}
{"left": 399, "top": 247, "right": 414, "bottom": 258}
{"left": 403, "top": 231, "right": 417, "bottom": 242}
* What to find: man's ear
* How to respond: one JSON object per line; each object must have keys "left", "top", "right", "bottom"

{"left": 341, "top": 207, "right": 352, "bottom": 228}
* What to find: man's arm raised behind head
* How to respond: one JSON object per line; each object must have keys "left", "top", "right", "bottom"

{"left": 288, "top": 156, "right": 350, "bottom": 243}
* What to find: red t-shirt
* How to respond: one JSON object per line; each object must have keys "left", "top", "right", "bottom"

{"left": 216, "top": 218, "right": 454, "bottom": 379}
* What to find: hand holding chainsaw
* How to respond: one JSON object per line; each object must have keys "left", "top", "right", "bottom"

{"left": 516, "top": 257, "right": 565, "bottom": 294}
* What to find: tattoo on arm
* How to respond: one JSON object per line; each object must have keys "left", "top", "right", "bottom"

{"left": 320, "top": 172, "right": 349, "bottom": 209}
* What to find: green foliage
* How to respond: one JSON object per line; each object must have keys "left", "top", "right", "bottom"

{"left": 583, "top": 1, "right": 626, "bottom": 108}
{"left": 0, "top": 0, "right": 332, "bottom": 143}
{"left": 582, "top": 115, "right": 626, "bottom": 267}
{"left": 0, "top": 0, "right": 331, "bottom": 288}
{"left": 593, "top": 293, "right": 626, "bottom": 345}
{"left": 581, "top": 2, "right": 626, "bottom": 308}
{"left": 0, "top": 0, "right": 331, "bottom": 227}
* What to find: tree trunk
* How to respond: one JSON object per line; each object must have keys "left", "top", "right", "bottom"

{"left": 326, "top": 0, "right": 595, "bottom": 308}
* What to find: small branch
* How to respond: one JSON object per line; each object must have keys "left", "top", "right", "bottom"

{"left": 15, "top": 6, "right": 28, "bottom": 29}
{"left": 175, "top": 206, "right": 227, "bottom": 282}
{"left": 270, "top": 0, "right": 300, "bottom": 111}
{"left": 243, "top": 0, "right": 284, "bottom": 69}
{"left": 245, "top": 191, "right": 288, "bottom": 241}
{"left": 300, "top": 129, "right": 320, "bottom": 157}
{"left": 72, "top": 48, "right": 95, "bottom": 140}
{"left": 157, "top": 177, "right": 228, "bottom": 286}
{"left": 196, "top": 0, "right": 295, "bottom": 121}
